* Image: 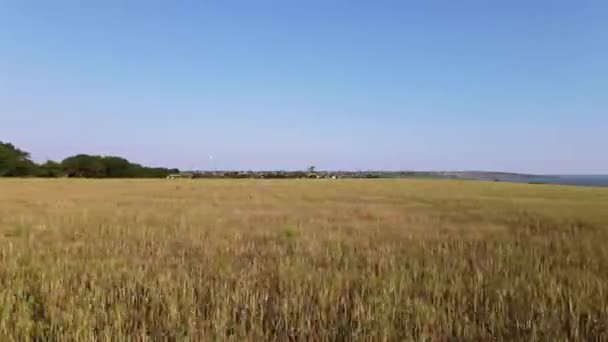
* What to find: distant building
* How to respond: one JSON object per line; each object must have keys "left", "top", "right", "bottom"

{"left": 166, "top": 172, "right": 194, "bottom": 179}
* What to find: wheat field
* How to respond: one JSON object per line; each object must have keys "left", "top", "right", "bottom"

{"left": 1, "top": 179, "right": 607, "bottom": 340}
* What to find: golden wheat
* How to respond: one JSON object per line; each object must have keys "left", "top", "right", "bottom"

{"left": 1, "top": 179, "right": 607, "bottom": 340}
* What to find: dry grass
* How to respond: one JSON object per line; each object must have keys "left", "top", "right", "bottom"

{"left": 1, "top": 178, "right": 608, "bottom": 341}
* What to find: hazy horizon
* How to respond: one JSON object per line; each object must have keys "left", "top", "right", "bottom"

{"left": 2, "top": 1, "right": 606, "bottom": 174}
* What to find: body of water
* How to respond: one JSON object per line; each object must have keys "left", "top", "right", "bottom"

{"left": 526, "top": 175, "right": 608, "bottom": 187}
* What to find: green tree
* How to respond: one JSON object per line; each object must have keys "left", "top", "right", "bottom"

{"left": 38, "top": 160, "right": 64, "bottom": 177}
{"left": 61, "top": 154, "right": 106, "bottom": 178}
{"left": 1, "top": 141, "right": 179, "bottom": 178}
{"left": 0, "top": 141, "right": 37, "bottom": 176}
{"left": 130, "top": 164, "right": 179, "bottom": 178}
{"left": 102, "top": 156, "right": 132, "bottom": 178}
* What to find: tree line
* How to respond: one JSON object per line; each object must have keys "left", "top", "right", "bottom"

{"left": 0, "top": 141, "right": 179, "bottom": 178}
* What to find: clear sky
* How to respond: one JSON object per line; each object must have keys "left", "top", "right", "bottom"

{"left": 1, "top": 1, "right": 606, "bottom": 174}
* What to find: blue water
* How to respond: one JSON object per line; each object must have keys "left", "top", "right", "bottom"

{"left": 526, "top": 175, "right": 608, "bottom": 187}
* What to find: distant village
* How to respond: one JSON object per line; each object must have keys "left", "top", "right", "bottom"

{"left": 166, "top": 170, "right": 541, "bottom": 182}
{"left": 167, "top": 170, "right": 384, "bottom": 179}
{"left": 166, "top": 170, "right": 449, "bottom": 180}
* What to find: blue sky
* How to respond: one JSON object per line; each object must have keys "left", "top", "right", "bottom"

{"left": 1, "top": 0, "right": 606, "bottom": 173}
